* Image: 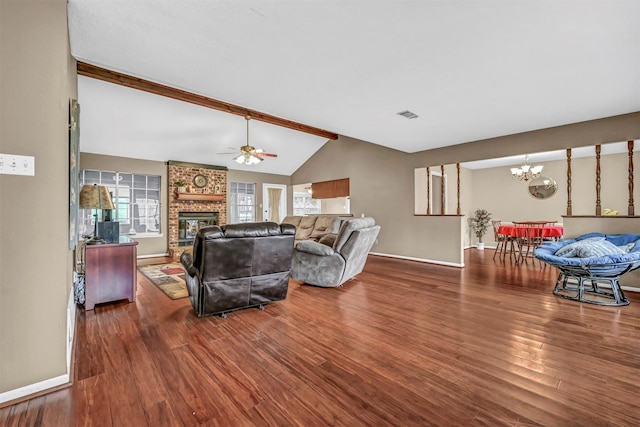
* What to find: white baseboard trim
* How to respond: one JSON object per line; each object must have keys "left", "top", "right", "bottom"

{"left": 370, "top": 252, "right": 465, "bottom": 268}
{"left": 0, "top": 374, "right": 69, "bottom": 406}
{"left": 464, "top": 244, "right": 498, "bottom": 250}
{"left": 137, "top": 253, "right": 169, "bottom": 259}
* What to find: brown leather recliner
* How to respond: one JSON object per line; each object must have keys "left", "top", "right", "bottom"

{"left": 180, "top": 222, "right": 296, "bottom": 317}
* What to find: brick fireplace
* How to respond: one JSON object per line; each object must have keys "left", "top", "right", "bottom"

{"left": 168, "top": 161, "right": 227, "bottom": 259}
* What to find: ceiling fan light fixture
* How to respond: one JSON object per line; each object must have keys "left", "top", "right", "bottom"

{"left": 224, "top": 115, "right": 277, "bottom": 166}
{"left": 234, "top": 152, "right": 262, "bottom": 165}
{"left": 235, "top": 116, "right": 263, "bottom": 166}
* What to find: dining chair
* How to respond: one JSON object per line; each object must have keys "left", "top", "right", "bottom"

{"left": 540, "top": 221, "right": 561, "bottom": 242}
{"left": 492, "top": 220, "right": 517, "bottom": 261}
{"left": 492, "top": 220, "right": 505, "bottom": 260}
{"left": 513, "top": 221, "right": 547, "bottom": 264}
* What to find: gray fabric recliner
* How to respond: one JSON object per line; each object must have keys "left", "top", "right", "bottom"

{"left": 291, "top": 217, "right": 380, "bottom": 287}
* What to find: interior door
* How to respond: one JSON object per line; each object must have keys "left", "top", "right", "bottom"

{"left": 262, "top": 183, "right": 287, "bottom": 222}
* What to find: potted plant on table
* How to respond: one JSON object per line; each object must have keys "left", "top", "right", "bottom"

{"left": 174, "top": 179, "right": 187, "bottom": 193}
{"left": 471, "top": 208, "right": 492, "bottom": 250}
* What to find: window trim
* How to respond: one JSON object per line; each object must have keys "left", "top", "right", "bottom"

{"left": 79, "top": 169, "right": 162, "bottom": 237}
{"left": 230, "top": 181, "right": 256, "bottom": 223}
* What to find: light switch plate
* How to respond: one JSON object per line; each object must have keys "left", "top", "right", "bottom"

{"left": 0, "top": 154, "right": 35, "bottom": 176}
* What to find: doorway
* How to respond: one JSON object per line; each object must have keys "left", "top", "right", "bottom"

{"left": 262, "top": 183, "right": 287, "bottom": 222}
{"left": 430, "top": 171, "right": 448, "bottom": 214}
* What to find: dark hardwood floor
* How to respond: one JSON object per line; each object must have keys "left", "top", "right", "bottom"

{"left": 2, "top": 249, "right": 640, "bottom": 426}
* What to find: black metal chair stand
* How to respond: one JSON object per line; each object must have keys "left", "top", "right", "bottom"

{"left": 552, "top": 263, "right": 632, "bottom": 306}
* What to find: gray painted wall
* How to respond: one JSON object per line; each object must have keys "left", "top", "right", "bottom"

{"left": 292, "top": 136, "right": 466, "bottom": 264}
{"left": 1, "top": 0, "right": 75, "bottom": 393}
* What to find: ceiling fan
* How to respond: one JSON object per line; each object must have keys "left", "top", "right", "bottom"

{"left": 219, "top": 115, "right": 278, "bottom": 165}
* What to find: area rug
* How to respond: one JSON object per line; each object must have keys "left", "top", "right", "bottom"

{"left": 138, "top": 263, "right": 188, "bottom": 300}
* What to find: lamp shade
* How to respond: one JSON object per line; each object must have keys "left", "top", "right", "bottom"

{"left": 79, "top": 184, "right": 115, "bottom": 210}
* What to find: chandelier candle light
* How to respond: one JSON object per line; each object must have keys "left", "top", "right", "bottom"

{"left": 511, "top": 155, "right": 543, "bottom": 182}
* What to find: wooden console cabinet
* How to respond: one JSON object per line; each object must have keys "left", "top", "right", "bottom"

{"left": 84, "top": 236, "right": 138, "bottom": 310}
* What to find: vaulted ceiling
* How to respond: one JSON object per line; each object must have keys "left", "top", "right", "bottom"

{"left": 68, "top": 1, "right": 640, "bottom": 175}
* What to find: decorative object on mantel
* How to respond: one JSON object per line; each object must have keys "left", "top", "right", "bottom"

{"left": 511, "top": 154, "right": 543, "bottom": 182}
{"left": 79, "top": 184, "right": 115, "bottom": 245}
{"left": 214, "top": 183, "right": 222, "bottom": 194}
{"left": 193, "top": 174, "right": 208, "bottom": 188}
{"left": 471, "top": 208, "right": 492, "bottom": 250}
{"left": 174, "top": 179, "right": 187, "bottom": 193}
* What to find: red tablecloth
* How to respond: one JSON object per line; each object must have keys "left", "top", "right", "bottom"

{"left": 498, "top": 224, "right": 564, "bottom": 238}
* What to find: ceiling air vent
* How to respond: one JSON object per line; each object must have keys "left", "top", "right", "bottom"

{"left": 397, "top": 110, "right": 419, "bottom": 119}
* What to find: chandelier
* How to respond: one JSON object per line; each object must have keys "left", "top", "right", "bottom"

{"left": 510, "top": 155, "right": 543, "bottom": 181}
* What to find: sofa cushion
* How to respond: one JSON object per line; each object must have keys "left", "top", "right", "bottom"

{"left": 295, "top": 216, "right": 317, "bottom": 240}
{"left": 554, "top": 236, "right": 628, "bottom": 258}
{"left": 318, "top": 233, "right": 337, "bottom": 247}
{"left": 281, "top": 216, "right": 302, "bottom": 228}
{"left": 554, "top": 236, "right": 605, "bottom": 257}
{"left": 310, "top": 216, "right": 340, "bottom": 239}
{"left": 575, "top": 240, "right": 627, "bottom": 258}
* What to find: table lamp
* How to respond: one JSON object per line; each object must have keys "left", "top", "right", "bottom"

{"left": 79, "top": 184, "right": 115, "bottom": 245}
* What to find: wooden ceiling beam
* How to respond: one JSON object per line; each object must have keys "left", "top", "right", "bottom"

{"left": 77, "top": 61, "right": 339, "bottom": 140}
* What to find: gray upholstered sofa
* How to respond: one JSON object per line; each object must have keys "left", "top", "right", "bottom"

{"left": 180, "top": 222, "right": 296, "bottom": 317}
{"left": 281, "top": 215, "right": 342, "bottom": 245}
{"left": 291, "top": 217, "right": 380, "bottom": 287}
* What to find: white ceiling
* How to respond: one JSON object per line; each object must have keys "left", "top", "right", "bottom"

{"left": 68, "top": 1, "right": 640, "bottom": 175}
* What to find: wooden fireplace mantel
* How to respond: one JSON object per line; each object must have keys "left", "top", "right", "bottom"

{"left": 174, "top": 192, "right": 224, "bottom": 202}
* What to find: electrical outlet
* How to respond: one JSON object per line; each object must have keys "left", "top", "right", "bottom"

{"left": 0, "top": 153, "right": 35, "bottom": 176}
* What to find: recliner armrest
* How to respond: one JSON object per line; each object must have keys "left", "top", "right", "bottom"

{"left": 295, "top": 240, "right": 335, "bottom": 256}
{"left": 180, "top": 252, "right": 199, "bottom": 277}
{"left": 180, "top": 251, "right": 192, "bottom": 267}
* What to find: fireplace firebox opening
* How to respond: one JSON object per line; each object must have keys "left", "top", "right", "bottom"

{"left": 178, "top": 211, "right": 219, "bottom": 247}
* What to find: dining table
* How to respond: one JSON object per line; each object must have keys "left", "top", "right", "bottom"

{"left": 498, "top": 223, "right": 564, "bottom": 239}
{"left": 496, "top": 222, "right": 564, "bottom": 263}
